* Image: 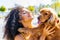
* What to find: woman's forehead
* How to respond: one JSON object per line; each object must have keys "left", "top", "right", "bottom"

{"left": 22, "top": 8, "right": 30, "bottom": 12}
{"left": 19, "top": 8, "right": 31, "bottom": 14}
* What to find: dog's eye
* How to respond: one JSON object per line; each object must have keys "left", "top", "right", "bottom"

{"left": 45, "top": 13, "right": 48, "bottom": 15}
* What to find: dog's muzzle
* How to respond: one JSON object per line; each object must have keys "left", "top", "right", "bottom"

{"left": 37, "top": 15, "right": 42, "bottom": 24}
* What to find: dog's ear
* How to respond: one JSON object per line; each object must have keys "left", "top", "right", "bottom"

{"left": 47, "top": 8, "right": 58, "bottom": 24}
{"left": 48, "top": 14, "right": 57, "bottom": 23}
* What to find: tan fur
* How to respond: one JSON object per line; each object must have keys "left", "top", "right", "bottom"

{"left": 39, "top": 8, "right": 60, "bottom": 40}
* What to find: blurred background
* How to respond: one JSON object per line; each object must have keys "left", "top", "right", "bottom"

{"left": 0, "top": 0, "right": 60, "bottom": 40}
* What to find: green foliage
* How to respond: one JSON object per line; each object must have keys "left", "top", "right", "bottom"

{"left": 58, "top": 11, "right": 60, "bottom": 17}
{"left": 51, "top": 1, "right": 60, "bottom": 17}
{"left": 27, "top": 6, "right": 35, "bottom": 12}
{"left": 0, "top": 6, "right": 6, "bottom": 12}
{"left": 51, "top": 2, "right": 60, "bottom": 10}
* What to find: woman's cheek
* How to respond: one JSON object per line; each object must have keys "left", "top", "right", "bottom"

{"left": 22, "top": 16, "right": 28, "bottom": 21}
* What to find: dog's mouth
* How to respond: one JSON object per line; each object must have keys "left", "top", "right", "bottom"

{"left": 37, "top": 15, "right": 50, "bottom": 24}
{"left": 38, "top": 19, "right": 45, "bottom": 24}
{"left": 38, "top": 19, "right": 48, "bottom": 24}
{"left": 38, "top": 16, "right": 43, "bottom": 24}
{"left": 38, "top": 20, "right": 42, "bottom": 24}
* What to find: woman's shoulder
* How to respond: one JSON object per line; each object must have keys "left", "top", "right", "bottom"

{"left": 14, "top": 34, "right": 24, "bottom": 40}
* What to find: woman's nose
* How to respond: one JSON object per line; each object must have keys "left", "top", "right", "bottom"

{"left": 28, "top": 13, "right": 31, "bottom": 17}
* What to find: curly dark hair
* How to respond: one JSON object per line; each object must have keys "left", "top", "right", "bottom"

{"left": 3, "top": 7, "right": 24, "bottom": 40}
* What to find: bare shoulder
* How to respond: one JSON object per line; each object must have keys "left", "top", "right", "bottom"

{"left": 14, "top": 34, "right": 24, "bottom": 40}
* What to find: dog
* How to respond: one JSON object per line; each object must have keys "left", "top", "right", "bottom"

{"left": 18, "top": 8, "right": 60, "bottom": 40}
{"left": 38, "top": 8, "right": 60, "bottom": 40}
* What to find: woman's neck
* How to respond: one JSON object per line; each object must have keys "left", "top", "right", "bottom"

{"left": 22, "top": 20, "right": 33, "bottom": 28}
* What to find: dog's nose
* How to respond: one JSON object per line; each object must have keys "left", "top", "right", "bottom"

{"left": 38, "top": 16, "right": 40, "bottom": 20}
{"left": 37, "top": 12, "right": 41, "bottom": 20}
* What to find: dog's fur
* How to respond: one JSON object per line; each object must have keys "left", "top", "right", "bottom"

{"left": 18, "top": 8, "right": 60, "bottom": 40}
{"left": 38, "top": 8, "right": 60, "bottom": 40}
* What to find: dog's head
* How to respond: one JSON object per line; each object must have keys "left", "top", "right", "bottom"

{"left": 38, "top": 8, "right": 58, "bottom": 24}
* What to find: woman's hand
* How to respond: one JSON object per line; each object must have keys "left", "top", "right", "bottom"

{"left": 42, "top": 25, "right": 55, "bottom": 37}
{"left": 39, "top": 25, "right": 55, "bottom": 40}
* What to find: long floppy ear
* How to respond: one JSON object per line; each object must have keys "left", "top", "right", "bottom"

{"left": 48, "top": 8, "right": 58, "bottom": 24}
{"left": 48, "top": 14, "right": 57, "bottom": 24}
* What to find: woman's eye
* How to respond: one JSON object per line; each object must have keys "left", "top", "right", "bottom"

{"left": 23, "top": 13, "right": 26, "bottom": 14}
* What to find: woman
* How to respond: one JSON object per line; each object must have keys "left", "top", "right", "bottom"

{"left": 3, "top": 6, "right": 55, "bottom": 40}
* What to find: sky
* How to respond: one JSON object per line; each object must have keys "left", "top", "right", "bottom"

{"left": 0, "top": 0, "right": 53, "bottom": 8}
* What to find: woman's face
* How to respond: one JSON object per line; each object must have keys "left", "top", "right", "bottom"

{"left": 19, "top": 8, "right": 33, "bottom": 22}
